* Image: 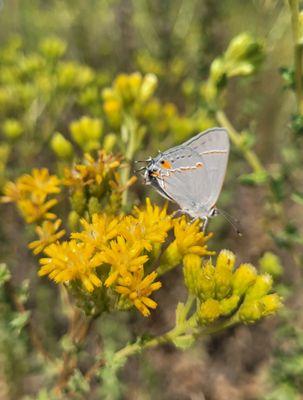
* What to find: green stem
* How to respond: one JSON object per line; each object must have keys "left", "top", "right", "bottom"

{"left": 121, "top": 117, "right": 138, "bottom": 207}
{"left": 288, "top": 0, "right": 303, "bottom": 113}
{"left": 113, "top": 312, "right": 239, "bottom": 366}
{"left": 216, "top": 109, "right": 265, "bottom": 173}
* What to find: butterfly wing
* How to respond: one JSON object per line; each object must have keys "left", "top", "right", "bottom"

{"left": 148, "top": 128, "right": 230, "bottom": 215}
{"left": 183, "top": 128, "right": 230, "bottom": 209}
{"left": 156, "top": 147, "right": 211, "bottom": 212}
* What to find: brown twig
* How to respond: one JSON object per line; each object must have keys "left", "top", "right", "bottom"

{"left": 54, "top": 311, "right": 100, "bottom": 395}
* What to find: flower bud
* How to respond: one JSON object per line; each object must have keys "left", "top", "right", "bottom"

{"left": 259, "top": 252, "right": 283, "bottom": 279}
{"left": 128, "top": 72, "right": 142, "bottom": 99}
{"left": 68, "top": 211, "right": 80, "bottom": 231}
{"left": 215, "top": 250, "right": 235, "bottom": 299}
{"left": 216, "top": 249, "right": 236, "bottom": 271}
{"left": 197, "top": 299, "right": 221, "bottom": 325}
{"left": 51, "top": 133, "right": 73, "bottom": 159}
{"left": 210, "top": 58, "right": 226, "bottom": 85}
{"left": 197, "top": 261, "right": 216, "bottom": 300}
{"left": 70, "top": 189, "right": 86, "bottom": 215}
{"left": 232, "top": 263, "right": 257, "bottom": 296}
{"left": 103, "top": 99, "right": 122, "bottom": 128}
{"left": 70, "top": 116, "right": 103, "bottom": 151}
{"left": 219, "top": 295, "right": 240, "bottom": 316}
{"left": 245, "top": 274, "right": 273, "bottom": 301}
{"left": 183, "top": 254, "right": 202, "bottom": 295}
{"left": 88, "top": 197, "right": 101, "bottom": 215}
{"left": 238, "top": 300, "right": 262, "bottom": 323}
{"left": 158, "top": 241, "right": 182, "bottom": 274}
{"left": 139, "top": 73, "right": 158, "bottom": 102}
{"left": 39, "top": 37, "right": 66, "bottom": 59}
{"left": 259, "top": 294, "right": 282, "bottom": 316}
{"left": 103, "top": 133, "right": 117, "bottom": 152}
{"left": 2, "top": 119, "right": 23, "bottom": 139}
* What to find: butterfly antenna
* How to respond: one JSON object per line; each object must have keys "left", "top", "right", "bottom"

{"left": 216, "top": 208, "right": 242, "bottom": 236}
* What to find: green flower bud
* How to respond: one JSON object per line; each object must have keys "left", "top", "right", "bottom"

{"left": 68, "top": 211, "right": 80, "bottom": 231}
{"left": 259, "top": 252, "right": 283, "bottom": 279}
{"left": 220, "top": 295, "right": 240, "bottom": 316}
{"left": 88, "top": 197, "right": 101, "bottom": 215}
{"left": 197, "top": 299, "right": 221, "bottom": 325}
{"left": 70, "top": 116, "right": 103, "bottom": 151}
{"left": 183, "top": 254, "right": 202, "bottom": 296}
{"left": 103, "top": 134, "right": 117, "bottom": 152}
{"left": 70, "top": 190, "right": 86, "bottom": 215}
{"left": 245, "top": 274, "right": 273, "bottom": 301}
{"left": 158, "top": 241, "right": 182, "bottom": 274}
{"left": 39, "top": 37, "right": 66, "bottom": 59}
{"left": 51, "top": 133, "right": 73, "bottom": 159}
{"left": 2, "top": 119, "right": 23, "bottom": 139}
{"left": 232, "top": 263, "right": 257, "bottom": 296}
{"left": 139, "top": 73, "right": 158, "bottom": 102}
{"left": 225, "top": 33, "right": 263, "bottom": 64}
{"left": 210, "top": 58, "right": 226, "bottom": 86}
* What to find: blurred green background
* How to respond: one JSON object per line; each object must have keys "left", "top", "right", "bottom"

{"left": 1, "top": 1, "right": 303, "bottom": 399}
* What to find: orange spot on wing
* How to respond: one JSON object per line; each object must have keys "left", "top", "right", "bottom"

{"left": 161, "top": 160, "right": 172, "bottom": 169}
{"left": 196, "top": 162, "right": 204, "bottom": 168}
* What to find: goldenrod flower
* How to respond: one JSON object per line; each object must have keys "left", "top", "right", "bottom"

{"left": 71, "top": 213, "right": 119, "bottom": 249}
{"left": 28, "top": 219, "right": 66, "bottom": 254}
{"left": 1, "top": 181, "right": 21, "bottom": 203}
{"left": 39, "top": 240, "right": 102, "bottom": 292}
{"left": 17, "top": 168, "right": 60, "bottom": 202}
{"left": 101, "top": 236, "right": 148, "bottom": 287}
{"left": 18, "top": 198, "right": 58, "bottom": 223}
{"left": 115, "top": 269, "right": 161, "bottom": 317}
{"left": 159, "top": 216, "right": 213, "bottom": 274}
{"left": 197, "top": 298, "right": 221, "bottom": 324}
{"left": 63, "top": 151, "right": 121, "bottom": 187}
{"left": 173, "top": 217, "right": 214, "bottom": 257}
{"left": 121, "top": 198, "right": 172, "bottom": 251}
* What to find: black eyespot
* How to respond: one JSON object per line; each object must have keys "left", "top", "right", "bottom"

{"left": 160, "top": 160, "right": 164, "bottom": 164}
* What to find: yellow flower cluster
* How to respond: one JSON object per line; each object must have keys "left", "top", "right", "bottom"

{"left": 1, "top": 168, "right": 66, "bottom": 254}
{"left": 183, "top": 250, "right": 282, "bottom": 325}
{"left": 37, "top": 199, "right": 213, "bottom": 317}
{"left": 63, "top": 150, "right": 137, "bottom": 219}
{"left": 158, "top": 217, "right": 214, "bottom": 274}
{"left": 2, "top": 168, "right": 61, "bottom": 224}
{"left": 102, "top": 72, "right": 158, "bottom": 128}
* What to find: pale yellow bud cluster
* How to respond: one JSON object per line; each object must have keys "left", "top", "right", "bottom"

{"left": 183, "top": 250, "right": 281, "bottom": 326}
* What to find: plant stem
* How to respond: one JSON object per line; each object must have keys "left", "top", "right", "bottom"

{"left": 121, "top": 117, "right": 138, "bottom": 207}
{"left": 288, "top": 0, "right": 303, "bottom": 113}
{"left": 216, "top": 109, "right": 265, "bottom": 173}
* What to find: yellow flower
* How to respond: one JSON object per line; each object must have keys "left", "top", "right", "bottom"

{"left": 17, "top": 168, "right": 61, "bottom": 202}
{"left": 28, "top": 219, "right": 66, "bottom": 255}
{"left": 115, "top": 269, "right": 161, "bottom": 317}
{"left": 1, "top": 181, "right": 21, "bottom": 203}
{"left": 39, "top": 240, "right": 102, "bottom": 292}
{"left": 121, "top": 199, "right": 172, "bottom": 251}
{"left": 173, "top": 217, "right": 214, "bottom": 257}
{"left": 18, "top": 198, "right": 58, "bottom": 223}
{"left": 71, "top": 213, "right": 119, "bottom": 249}
{"left": 101, "top": 236, "right": 148, "bottom": 287}
{"left": 63, "top": 151, "right": 121, "bottom": 187}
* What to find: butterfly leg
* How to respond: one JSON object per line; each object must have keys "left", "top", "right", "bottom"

{"left": 201, "top": 216, "right": 208, "bottom": 233}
